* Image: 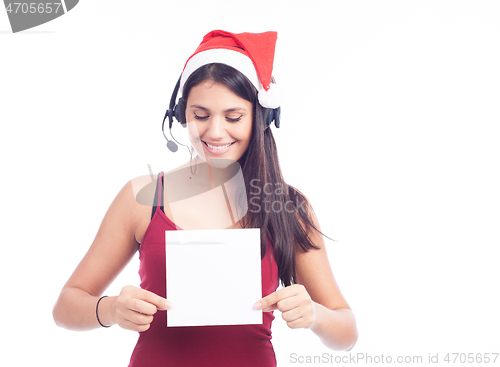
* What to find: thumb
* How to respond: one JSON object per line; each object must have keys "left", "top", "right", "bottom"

{"left": 154, "top": 296, "right": 173, "bottom": 311}
{"left": 138, "top": 288, "right": 172, "bottom": 311}
{"left": 158, "top": 299, "right": 173, "bottom": 311}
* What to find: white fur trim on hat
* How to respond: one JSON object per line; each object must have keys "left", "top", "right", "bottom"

{"left": 179, "top": 49, "right": 262, "bottom": 96}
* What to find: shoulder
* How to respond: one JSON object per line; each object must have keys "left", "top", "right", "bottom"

{"left": 130, "top": 174, "right": 160, "bottom": 208}
{"left": 129, "top": 163, "right": 192, "bottom": 204}
{"left": 128, "top": 164, "right": 191, "bottom": 207}
{"left": 98, "top": 174, "right": 159, "bottom": 228}
{"left": 102, "top": 174, "right": 162, "bottom": 231}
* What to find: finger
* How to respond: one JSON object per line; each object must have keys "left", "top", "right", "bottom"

{"left": 286, "top": 317, "right": 308, "bottom": 329}
{"left": 120, "top": 318, "right": 152, "bottom": 332}
{"left": 131, "top": 288, "right": 172, "bottom": 311}
{"left": 125, "top": 312, "right": 154, "bottom": 326}
{"left": 261, "top": 304, "right": 278, "bottom": 312}
{"left": 254, "top": 293, "right": 278, "bottom": 311}
{"left": 255, "top": 287, "right": 294, "bottom": 311}
{"left": 263, "top": 295, "right": 304, "bottom": 313}
{"left": 116, "top": 301, "right": 154, "bottom": 324}
{"left": 274, "top": 297, "right": 298, "bottom": 312}
{"left": 127, "top": 298, "right": 158, "bottom": 316}
{"left": 281, "top": 307, "right": 302, "bottom": 323}
{"left": 284, "top": 304, "right": 316, "bottom": 329}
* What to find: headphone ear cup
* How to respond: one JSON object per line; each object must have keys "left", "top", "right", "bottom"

{"left": 266, "top": 108, "right": 273, "bottom": 129}
{"left": 173, "top": 104, "right": 179, "bottom": 122}
{"left": 274, "top": 107, "right": 281, "bottom": 128}
{"left": 264, "top": 107, "right": 281, "bottom": 129}
{"left": 177, "top": 98, "right": 187, "bottom": 127}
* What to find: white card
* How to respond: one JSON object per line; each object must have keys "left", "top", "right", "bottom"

{"left": 165, "top": 228, "right": 262, "bottom": 327}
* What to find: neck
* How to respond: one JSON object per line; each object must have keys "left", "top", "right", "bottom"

{"left": 192, "top": 156, "right": 242, "bottom": 189}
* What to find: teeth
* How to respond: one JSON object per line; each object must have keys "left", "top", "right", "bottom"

{"left": 206, "top": 142, "right": 232, "bottom": 150}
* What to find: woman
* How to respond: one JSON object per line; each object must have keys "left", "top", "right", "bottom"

{"left": 53, "top": 30, "right": 358, "bottom": 366}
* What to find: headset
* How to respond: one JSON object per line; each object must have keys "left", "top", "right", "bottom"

{"left": 162, "top": 75, "right": 281, "bottom": 153}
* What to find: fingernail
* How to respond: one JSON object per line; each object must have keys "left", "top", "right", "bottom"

{"left": 165, "top": 301, "right": 173, "bottom": 309}
{"left": 254, "top": 302, "right": 262, "bottom": 310}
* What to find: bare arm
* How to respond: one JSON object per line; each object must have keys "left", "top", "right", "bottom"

{"left": 256, "top": 205, "right": 358, "bottom": 350}
{"left": 295, "top": 249, "right": 358, "bottom": 350}
{"left": 52, "top": 179, "right": 170, "bottom": 331}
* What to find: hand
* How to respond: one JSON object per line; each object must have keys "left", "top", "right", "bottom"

{"left": 114, "top": 285, "right": 172, "bottom": 332}
{"left": 254, "top": 284, "right": 317, "bottom": 329}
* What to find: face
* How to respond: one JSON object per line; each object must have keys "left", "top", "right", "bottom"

{"left": 185, "top": 81, "right": 253, "bottom": 166}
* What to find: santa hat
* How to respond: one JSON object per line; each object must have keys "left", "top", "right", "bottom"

{"left": 179, "top": 30, "right": 281, "bottom": 109}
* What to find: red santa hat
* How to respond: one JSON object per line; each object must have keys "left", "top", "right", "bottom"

{"left": 179, "top": 30, "right": 281, "bottom": 109}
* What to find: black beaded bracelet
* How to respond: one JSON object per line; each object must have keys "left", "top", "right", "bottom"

{"left": 96, "top": 295, "right": 111, "bottom": 328}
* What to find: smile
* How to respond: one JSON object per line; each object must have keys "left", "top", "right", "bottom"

{"left": 202, "top": 140, "right": 236, "bottom": 155}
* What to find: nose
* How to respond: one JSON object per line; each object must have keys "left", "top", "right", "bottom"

{"left": 206, "top": 115, "right": 225, "bottom": 140}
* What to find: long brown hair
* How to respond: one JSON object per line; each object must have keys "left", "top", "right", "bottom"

{"left": 181, "top": 63, "right": 326, "bottom": 286}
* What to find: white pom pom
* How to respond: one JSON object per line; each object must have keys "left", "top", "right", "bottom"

{"left": 258, "top": 83, "right": 282, "bottom": 109}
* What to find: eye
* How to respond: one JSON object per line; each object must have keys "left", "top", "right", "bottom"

{"left": 226, "top": 115, "right": 243, "bottom": 123}
{"left": 194, "top": 112, "right": 209, "bottom": 121}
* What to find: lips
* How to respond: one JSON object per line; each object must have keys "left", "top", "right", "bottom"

{"left": 202, "top": 140, "right": 236, "bottom": 155}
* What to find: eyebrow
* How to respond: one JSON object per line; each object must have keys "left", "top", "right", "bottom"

{"left": 189, "top": 105, "right": 246, "bottom": 113}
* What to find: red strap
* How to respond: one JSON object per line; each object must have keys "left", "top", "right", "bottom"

{"left": 157, "top": 171, "right": 164, "bottom": 207}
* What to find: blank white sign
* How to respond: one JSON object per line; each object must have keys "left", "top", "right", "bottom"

{"left": 165, "top": 228, "right": 262, "bottom": 327}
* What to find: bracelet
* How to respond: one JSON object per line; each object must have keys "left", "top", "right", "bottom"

{"left": 96, "top": 295, "right": 111, "bottom": 328}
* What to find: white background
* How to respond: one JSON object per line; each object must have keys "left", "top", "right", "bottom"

{"left": 1, "top": 1, "right": 499, "bottom": 366}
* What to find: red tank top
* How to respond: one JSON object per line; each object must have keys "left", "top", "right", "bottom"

{"left": 128, "top": 172, "right": 280, "bottom": 366}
